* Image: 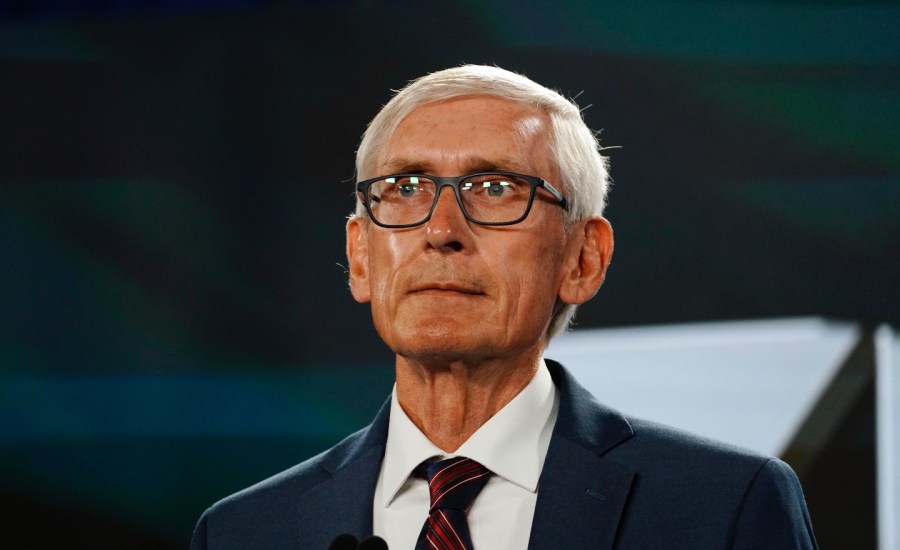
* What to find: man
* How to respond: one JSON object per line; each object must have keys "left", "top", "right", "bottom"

{"left": 191, "top": 65, "right": 816, "bottom": 549}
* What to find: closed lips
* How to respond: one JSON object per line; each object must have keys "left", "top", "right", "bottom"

{"left": 411, "top": 282, "right": 484, "bottom": 295}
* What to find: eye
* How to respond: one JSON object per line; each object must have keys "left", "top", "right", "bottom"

{"left": 385, "top": 176, "right": 424, "bottom": 199}
{"left": 486, "top": 180, "right": 510, "bottom": 196}
{"left": 462, "top": 176, "right": 516, "bottom": 196}
{"left": 398, "top": 183, "right": 417, "bottom": 197}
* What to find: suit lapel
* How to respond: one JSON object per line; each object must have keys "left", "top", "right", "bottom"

{"left": 528, "top": 438, "right": 634, "bottom": 550}
{"left": 528, "top": 361, "right": 637, "bottom": 550}
{"left": 296, "top": 398, "right": 391, "bottom": 547}
{"left": 295, "top": 444, "right": 384, "bottom": 546}
{"left": 294, "top": 362, "right": 635, "bottom": 548}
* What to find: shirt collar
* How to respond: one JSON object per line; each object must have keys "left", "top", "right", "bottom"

{"left": 380, "top": 359, "right": 559, "bottom": 506}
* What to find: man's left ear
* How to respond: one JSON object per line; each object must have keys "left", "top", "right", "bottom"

{"left": 558, "top": 217, "right": 614, "bottom": 305}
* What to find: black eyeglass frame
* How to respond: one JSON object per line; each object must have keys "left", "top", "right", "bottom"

{"left": 355, "top": 171, "right": 569, "bottom": 229}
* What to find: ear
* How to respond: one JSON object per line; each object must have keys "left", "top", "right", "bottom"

{"left": 558, "top": 217, "right": 614, "bottom": 305}
{"left": 346, "top": 216, "right": 371, "bottom": 303}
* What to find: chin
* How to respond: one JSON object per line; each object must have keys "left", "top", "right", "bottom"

{"left": 386, "top": 320, "right": 496, "bottom": 362}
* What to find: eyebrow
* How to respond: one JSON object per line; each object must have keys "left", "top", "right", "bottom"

{"left": 381, "top": 156, "right": 533, "bottom": 175}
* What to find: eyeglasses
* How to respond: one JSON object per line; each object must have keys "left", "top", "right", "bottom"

{"left": 356, "top": 172, "right": 569, "bottom": 228}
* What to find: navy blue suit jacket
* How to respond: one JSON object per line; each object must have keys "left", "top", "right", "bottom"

{"left": 191, "top": 360, "right": 817, "bottom": 549}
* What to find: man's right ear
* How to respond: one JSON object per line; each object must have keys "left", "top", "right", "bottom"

{"left": 346, "top": 216, "right": 371, "bottom": 303}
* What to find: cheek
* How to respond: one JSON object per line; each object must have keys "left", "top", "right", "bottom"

{"left": 492, "top": 235, "right": 565, "bottom": 313}
{"left": 384, "top": 231, "right": 408, "bottom": 261}
{"left": 367, "top": 232, "right": 412, "bottom": 306}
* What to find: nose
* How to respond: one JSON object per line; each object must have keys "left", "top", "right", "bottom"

{"left": 424, "top": 184, "right": 470, "bottom": 252}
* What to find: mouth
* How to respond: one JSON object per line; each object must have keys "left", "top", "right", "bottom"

{"left": 410, "top": 282, "right": 485, "bottom": 296}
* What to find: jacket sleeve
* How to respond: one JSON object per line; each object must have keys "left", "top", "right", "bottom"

{"left": 729, "top": 458, "right": 817, "bottom": 549}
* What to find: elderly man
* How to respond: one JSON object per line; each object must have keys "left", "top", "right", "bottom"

{"left": 191, "top": 65, "right": 816, "bottom": 549}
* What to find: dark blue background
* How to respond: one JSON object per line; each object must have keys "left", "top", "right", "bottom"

{"left": 1, "top": 0, "right": 898, "bottom": 546}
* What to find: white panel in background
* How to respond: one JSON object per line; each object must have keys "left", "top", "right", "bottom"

{"left": 545, "top": 317, "right": 858, "bottom": 456}
{"left": 876, "top": 324, "right": 898, "bottom": 550}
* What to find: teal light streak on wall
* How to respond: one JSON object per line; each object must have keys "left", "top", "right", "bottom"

{"left": 0, "top": 21, "right": 107, "bottom": 62}
{"left": 0, "top": 365, "right": 393, "bottom": 541}
{"left": 465, "top": 1, "right": 900, "bottom": 64}
{"left": 690, "top": 81, "right": 900, "bottom": 172}
{"left": 0, "top": 178, "right": 323, "bottom": 373}
{"left": 719, "top": 177, "right": 900, "bottom": 254}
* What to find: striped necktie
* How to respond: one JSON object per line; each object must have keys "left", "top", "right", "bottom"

{"left": 414, "top": 456, "right": 492, "bottom": 550}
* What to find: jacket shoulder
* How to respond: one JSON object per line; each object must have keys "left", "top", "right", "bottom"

{"left": 221, "top": 425, "right": 369, "bottom": 508}
{"left": 608, "top": 417, "right": 815, "bottom": 548}
{"left": 192, "top": 424, "right": 375, "bottom": 550}
{"left": 611, "top": 415, "right": 783, "bottom": 498}
{"left": 621, "top": 416, "right": 770, "bottom": 467}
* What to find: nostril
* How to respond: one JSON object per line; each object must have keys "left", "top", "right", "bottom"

{"left": 444, "top": 241, "right": 463, "bottom": 252}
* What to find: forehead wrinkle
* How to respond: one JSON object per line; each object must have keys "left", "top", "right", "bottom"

{"left": 378, "top": 102, "right": 554, "bottom": 177}
{"left": 380, "top": 154, "right": 535, "bottom": 175}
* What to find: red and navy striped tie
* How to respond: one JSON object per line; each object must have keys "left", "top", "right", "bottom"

{"left": 414, "top": 456, "right": 492, "bottom": 550}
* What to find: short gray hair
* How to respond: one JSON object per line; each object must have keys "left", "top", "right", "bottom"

{"left": 354, "top": 65, "right": 611, "bottom": 338}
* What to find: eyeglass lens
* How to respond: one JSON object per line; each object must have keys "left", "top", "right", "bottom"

{"left": 366, "top": 174, "right": 533, "bottom": 226}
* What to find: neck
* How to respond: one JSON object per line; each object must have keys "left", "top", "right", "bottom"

{"left": 395, "top": 350, "right": 542, "bottom": 452}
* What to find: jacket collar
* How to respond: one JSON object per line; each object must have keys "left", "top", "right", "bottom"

{"left": 296, "top": 397, "right": 391, "bottom": 546}
{"left": 297, "top": 360, "right": 637, "bottom": 549}
{"left": 527, "top": 359, "right": 636, "bottom": 550}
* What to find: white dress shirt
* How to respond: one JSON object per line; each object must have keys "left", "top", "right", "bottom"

{"left": 373, "top": 359, "right": 560, "bottom": 549}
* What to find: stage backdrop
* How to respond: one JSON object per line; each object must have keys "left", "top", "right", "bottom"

{"left": 1, "top": 1, "right": 898, "bottom": 547}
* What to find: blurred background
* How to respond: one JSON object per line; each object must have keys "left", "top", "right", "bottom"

{"left": 1, "top": 0, "right": 898, "bottom": 547}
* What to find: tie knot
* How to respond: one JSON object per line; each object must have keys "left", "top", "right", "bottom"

{"left": 419, "top": 456, "right": 492, "bottom": 512}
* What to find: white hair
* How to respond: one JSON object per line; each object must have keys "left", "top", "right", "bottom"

{"left": 353, "top": 65, "right": 611, "bottom": 338}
